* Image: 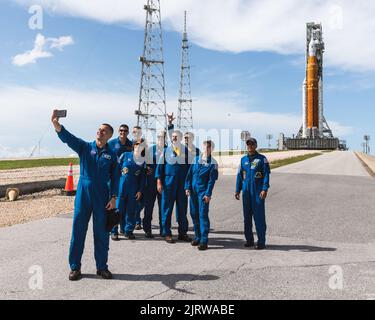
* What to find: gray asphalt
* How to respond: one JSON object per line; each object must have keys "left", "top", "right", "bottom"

{"left": 274, "top": 150, "right": 369, "bottom": 176}
{"left": 1, "top": 151, "right": 375, "bottom": 300}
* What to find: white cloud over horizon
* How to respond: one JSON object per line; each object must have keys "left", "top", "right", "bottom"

{"left": 14, "top": 0, "right": 375, "bottom": 72}
{"left": 0, "top": 85, "right": 353, "bottom": 158}
{"left": 12, "top": 33, "right": 73, "bottom": 66}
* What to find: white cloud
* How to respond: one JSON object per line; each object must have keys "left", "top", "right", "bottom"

{"left": 50, "top": 35, "right": 74, "bottom": 50}
{"left": 0, "top": 86, "right": 137, "bottom": 158}
{"left": 12, "top": 33, "right": 52, "bottom": 66}
{"left": 0, "top": 85, "right": 353, "bottom": 157}
{"left": 190, "top": 95, "right": 354, "bottom": 139}
{"left": 14, "top": 0, "right": 375, "bottom": 71}
{"left": 12, "top": 33, "right": 74, "bottom": 66}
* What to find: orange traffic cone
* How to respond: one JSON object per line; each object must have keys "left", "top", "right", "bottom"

{"left": 61, "top": 162, "right": 76, "bottom": 196}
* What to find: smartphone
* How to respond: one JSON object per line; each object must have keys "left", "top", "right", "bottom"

{"left": 55, "top": 110, "right": 67, "bottom": 118}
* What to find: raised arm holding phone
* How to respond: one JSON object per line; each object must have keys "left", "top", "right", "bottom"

{"left": 51, "top": 109, "right": 119, "bottom": 281}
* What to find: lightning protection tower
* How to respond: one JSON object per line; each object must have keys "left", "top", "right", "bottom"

{"left": 136, "top": 0, "right": 167, "bottom": 141}
{"left": 177, "top": 11, "right": 193, "bottom": 132}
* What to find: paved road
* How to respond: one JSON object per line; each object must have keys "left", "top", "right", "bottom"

{"left": 1, "top": 151, "right": 375, "bottom": 300}
{"left": 274, "top": 151, "right": 369, "bottom": 176}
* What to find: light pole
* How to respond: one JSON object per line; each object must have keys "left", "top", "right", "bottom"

{"left": 266, "top": 134, "right": 273, "bottom": 149}
{"left": 364, "top": 135, "right": 370, "bottom": 154}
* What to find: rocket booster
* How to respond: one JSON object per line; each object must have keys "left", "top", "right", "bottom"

{"left": 299, "top": 23, "right": 332, "bottom": 141}
{"left": 306, "top": 36, "right": 319, "bottom": 131}
{"left": 302, "top": 78, "right": 307, "bottom": 138}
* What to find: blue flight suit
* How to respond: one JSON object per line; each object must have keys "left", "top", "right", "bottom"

{"left": 185, "top": 155, "right": 218, "bottom": 245}
{"left": 236, "top": 152, "right": 270, "bottom": 246}
{"left": 143, "top": 144, "right": 165, "bottom": 234}
{"left": 108, "top": 137, "right": 133, "bottom": 158}
{"left": 57, "top": 126, "right": 118, "bottom": 271}
{"left": 112, "top": 152, "right": 145, "bottom": 235}
{"left": 131, "top": 139, "right": 144, "bottom": 227}
{"left": 155, "top": 144, "right": 190, "bottom": 237}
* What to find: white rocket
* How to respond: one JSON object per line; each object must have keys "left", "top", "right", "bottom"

{"left": 302, "top": 32, "right": 324, "bottom": 139}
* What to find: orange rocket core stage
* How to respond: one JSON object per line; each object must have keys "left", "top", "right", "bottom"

{"left": 306, "top": 55, "right": 319, "bottom": 129}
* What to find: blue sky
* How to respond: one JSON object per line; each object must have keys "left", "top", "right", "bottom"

{"left": 0, "top": 0, "right": 374, "bottom": 157}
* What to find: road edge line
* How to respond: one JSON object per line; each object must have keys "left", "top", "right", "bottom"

{"left": 354, "top": 152, "right": 375, "bottom": 178}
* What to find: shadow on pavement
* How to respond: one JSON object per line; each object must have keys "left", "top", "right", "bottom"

{"left": 208, "top": 237, "right": 336, "bottom": 252}
{"left": 81, "top": 273, "right": 219, "bottom": 294}
{"left": 210, "top": 230, "right": 245, "bottom": 235}
{"left": 265, "top": 244, "right": 336, "bottom": 252}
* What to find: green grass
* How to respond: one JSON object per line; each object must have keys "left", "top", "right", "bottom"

{"left": 270, "top": 153, "right": 322, "bottom": 169}
{"left": 0, "top": 158, "right": 79, "bottom": 170}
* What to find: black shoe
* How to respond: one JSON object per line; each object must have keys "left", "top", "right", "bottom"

{"left": 244, "top": 241, "right": 255, "bottom": 248}
{"left": 178, "top": 234, "right": 192, "bottom": 242}
{"left": 198, "top": 244, "right": 208, "bottom": 251}
{"left": 124, "top": 233, "right": 135, "bottom": 240}
{"left": 165, "top": 235, "right": 175, "bottom": 244}
{"left": 255, "top": 244, "right": 266, "bottom": 250}
{"left": 111, "top": 234, "right": 119, "bottom": 241}
{"left": 69, "top": 269, "right": 81, "bottom": 281}
{"left": 145, "top": 232, "right": 154, "bottom": 239}
{"left": 191, "top": 240, "right": 200, "bottom": 246}
{"left": 96, "top": 269, "right": 113, "bottom": 279}
{"left": 135, "top": 224, "right": 142, "bottom": 230}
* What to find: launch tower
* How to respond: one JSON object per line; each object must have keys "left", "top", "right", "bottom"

{"left": 285, "top": 22, "right": 339, "bottom": 150}
{"left": 177, "top": 11, "right": 194, "bottom": 132}
{"left": 136, "top": 0, "right": 167, "bottom": 142}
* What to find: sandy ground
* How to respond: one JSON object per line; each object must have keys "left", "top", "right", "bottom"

{"left": 0, "top": 189, "right": 74, "bottom": 228}
{"left": 355, "top": 152, "right": 375, "bottom": 175}
{"left": 0, "top": 165, "right": 80, "bottom": 186}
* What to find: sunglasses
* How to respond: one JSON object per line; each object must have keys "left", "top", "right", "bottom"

{"left": 119, "top": 129, "right": 128, "bottom": 132}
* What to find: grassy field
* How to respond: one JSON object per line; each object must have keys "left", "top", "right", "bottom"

{"left": 0, "top": 158, "right": 79, "bottom": 170}
{"left": 270, "top": 153, "right": 322, "bottom": 169}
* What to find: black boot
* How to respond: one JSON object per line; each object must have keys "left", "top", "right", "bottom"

{"left": 97, "top": 269, "right": 113, "bottom": 279}
{"left": 198, "top": 243, "right": 208, "bottom": 251}
{"left": 69, "top": 269, "right": 81, "bottom": 281}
